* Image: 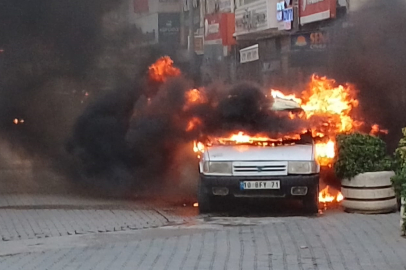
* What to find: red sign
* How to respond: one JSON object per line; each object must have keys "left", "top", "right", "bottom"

{"left": 204, "top": 14, "right": 222, "bottom": 43}
{"left": 299, "top": 0, "right": 336, "bottom": 25}
{"left": 204, "top": 13, "right": 235, "bottom": 46}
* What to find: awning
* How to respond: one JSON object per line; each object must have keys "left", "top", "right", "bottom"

{"left": 240, "top": 44, "right": 259, "bottom": 64}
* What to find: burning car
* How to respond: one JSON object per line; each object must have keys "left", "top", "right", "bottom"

{"left": 196, "top": 97, "right": 320, "bottom": 213}
{"left": 144, "top": 57, "right": 380, "bottom": 212}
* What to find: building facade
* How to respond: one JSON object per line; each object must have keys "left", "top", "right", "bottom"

{"left": 232, "top": 0, "right": 348, "bottom": 91}
{"left": 128, "top": 0, "right": 183, "bottom": 59}
{"left": 126, "top": 0, "right": 357, "bottom": 88}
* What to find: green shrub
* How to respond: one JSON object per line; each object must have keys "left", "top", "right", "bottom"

{"left": 334, "top": 133, "right": 393, "bottom": 179}
{"left": 391, "top": 128, "right": 406, "bottom": 199}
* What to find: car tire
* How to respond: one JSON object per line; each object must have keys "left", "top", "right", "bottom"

{"left": 303, "top": 185, "right": 319, "bottom": 214}
{"left": 197, "top": 180, "right": 211, "bottom": 214}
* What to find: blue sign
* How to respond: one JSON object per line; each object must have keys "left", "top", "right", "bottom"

{"left": 283, "top": 8, "right": 293, "bottom": 22}
{"left": 276, "top": 3, "right": 293, "bottom": 22}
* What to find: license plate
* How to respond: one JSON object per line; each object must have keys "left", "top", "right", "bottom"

{"left": 240, "top": 181, "right": 280, "bottom": 190}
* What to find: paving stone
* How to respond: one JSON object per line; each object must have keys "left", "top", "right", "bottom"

{"left": 0, "top": 194, "right": 405, "bottom": 270}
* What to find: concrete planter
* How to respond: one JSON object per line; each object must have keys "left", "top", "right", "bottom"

{"left": 341, "top": 171, "right": 397, "bottom": 214}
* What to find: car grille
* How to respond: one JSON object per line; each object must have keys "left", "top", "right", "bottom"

{"left": 232, "top": 161, "right": 288, "bottom": 176}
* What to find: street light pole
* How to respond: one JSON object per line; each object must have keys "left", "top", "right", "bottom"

{"left": 188, "top": 0, "right": 195, "bottom": 75}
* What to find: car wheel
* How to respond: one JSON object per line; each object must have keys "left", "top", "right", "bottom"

{"left": 197, "top": 180, "right": 211, "bottom": 214}
{"left": 303, "top": 185, "right": 319, "bottom": 214}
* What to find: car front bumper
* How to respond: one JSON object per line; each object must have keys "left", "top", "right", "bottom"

{"left": 199, "top": 174, "right": 319, "bottom": 198}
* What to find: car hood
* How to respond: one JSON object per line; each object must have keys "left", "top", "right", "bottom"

{"left": 206, "top": 144, "right": 314, "bottom": 161}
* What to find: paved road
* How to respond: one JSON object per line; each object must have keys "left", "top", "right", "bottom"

{"left": 0, "top": 193, "right": 405, "bottom": 270}
{"left": 0, "top": 163, "right": 404, "bottom": 270}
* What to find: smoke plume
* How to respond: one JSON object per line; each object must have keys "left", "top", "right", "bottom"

{"left": 189, "top": 82, "right": 306, "bottom": 136}
{"left": 0, "top": 0, "right": 309, "bottom": 196}
{"left": 66, "top": 77, "right": 307, "bottom": 194}
{"left": 329, "top": 0, "right": 406, "bottom": 151}
{"left": 0, "top": 0, "right": 139, "bottom": 194}
{"left": 0, "top": 0, "right": 310, "bottom": 196}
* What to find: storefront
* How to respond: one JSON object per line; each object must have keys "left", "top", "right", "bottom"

{"left": 158, "top": 12, "right": 181, "bottom": 54}
{"left": 234, "top": 0, "right": 293, "bottom": 85}
{"left": 288, "top": 30, "right": 330, "bottom": 88}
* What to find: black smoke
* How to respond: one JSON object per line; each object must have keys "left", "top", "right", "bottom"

{"left": 0, "top": 0, "right": 307, "bottom": 196}
{"left": 329, "top": 0, "right": 406, "bottom": 151}
{"left": 65, "top": 78, "right": 308, "bottom": 194}
{"left": 66, "top": 86, "right": 138, "bottom": 195}
{"left": 0, "top": 0, "right": 122, "bottom": 150}
{"left": 0, "top": 0, "right": 140, "bottom": 194}
{"left": 189, "top": 82, "right": 306, "bottom": 136}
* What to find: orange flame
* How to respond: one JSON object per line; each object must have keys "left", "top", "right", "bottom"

{"left": 146, "top": 57, "right": 375, "bottom": 168}
{"left": 272, "top": 75, "right": 363, "bottom": 165}
{"left": 143, "top": 55, "right": 384, "bottom": 166}
{"left": 193, "top": 141, "right": 205, "bottom": 153}
{"left": 315, "top": 140, "right": 335, "bottom": 166}
{"left": 186, "top": 117, "right": 202, "bottom": 132}
{"left": 370, "top": 124, "right": 388, "bottom": 136}
{"left": 13, "top": 118, "right": 24, "bottom": 125}
{"left": 301, "top": 75, "right": 359, "bottom": 134}
{"left": 185, "top": 89, "right": 205, "bottom": 104}
{"left": 227, "top": 132, "right": 271, "bottom": 144}
{"left": 336, "top": 192, "right": 344, "bottom": 202}
{"left": 184, "top": 89, "right": 206, "bottom": 110}
{"left": 148, "top": 56, "right": 181, "bottom": 83}
{"left": 319, "top": 186, "right": 343, "bottom": 203}
{"left": 191, "top": 75, "right": 365, "bottom": 166}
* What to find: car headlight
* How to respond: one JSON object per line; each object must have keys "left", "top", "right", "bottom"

{"left": 202, "top": 162, "right": 232, "bottom": 175}
{"left": 288, "top": 161, "right": 319, "bottom": 174}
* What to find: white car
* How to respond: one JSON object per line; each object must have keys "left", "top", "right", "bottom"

{"left": 197, "top": 97, "right": 320, "bottom": 213}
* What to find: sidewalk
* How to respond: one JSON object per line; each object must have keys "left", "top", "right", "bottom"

{"left": 0, "top": 193, "right": 188, "bottom": 242}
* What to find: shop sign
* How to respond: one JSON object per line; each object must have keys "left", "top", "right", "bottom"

{"left": 237, "top": 10, "right": 266, "bottom": 30}
{"left": 278, "top": 21, "right": 292, "bottom": 30}
{"left": 235, "top": 0, "right": 278, "bottom": 36}
{"left": 194, "top": 36, "right": 204, "bottom": 55}
{"left": 277, "top": 2, "right": 293, "bottom": 30}
{"left": 240, "top": 44, "right": 259, "bottom": 64}
{"left": 204, "top": 14, "right": 222, "bottom": 45}
{"left": 283, "top": 8, "right": 293, "bottom": 21}
{"left": 299, "top": 0, "right": 336, "bottom": 25}
{"left": 291, "top": 31, "right": 329, "bottom": 51}
{"left": 158, "top": 13, "right": 180, "bottom": 44}
{"left": 204, "top": 13, "right": 235, "bottom": 46}
{"left": 277, "top": 2, "right": 293, "bottom": 22}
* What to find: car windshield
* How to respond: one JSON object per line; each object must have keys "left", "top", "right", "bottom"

{"left": 196, "top": 96, "right": 312, "bottom": 147}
